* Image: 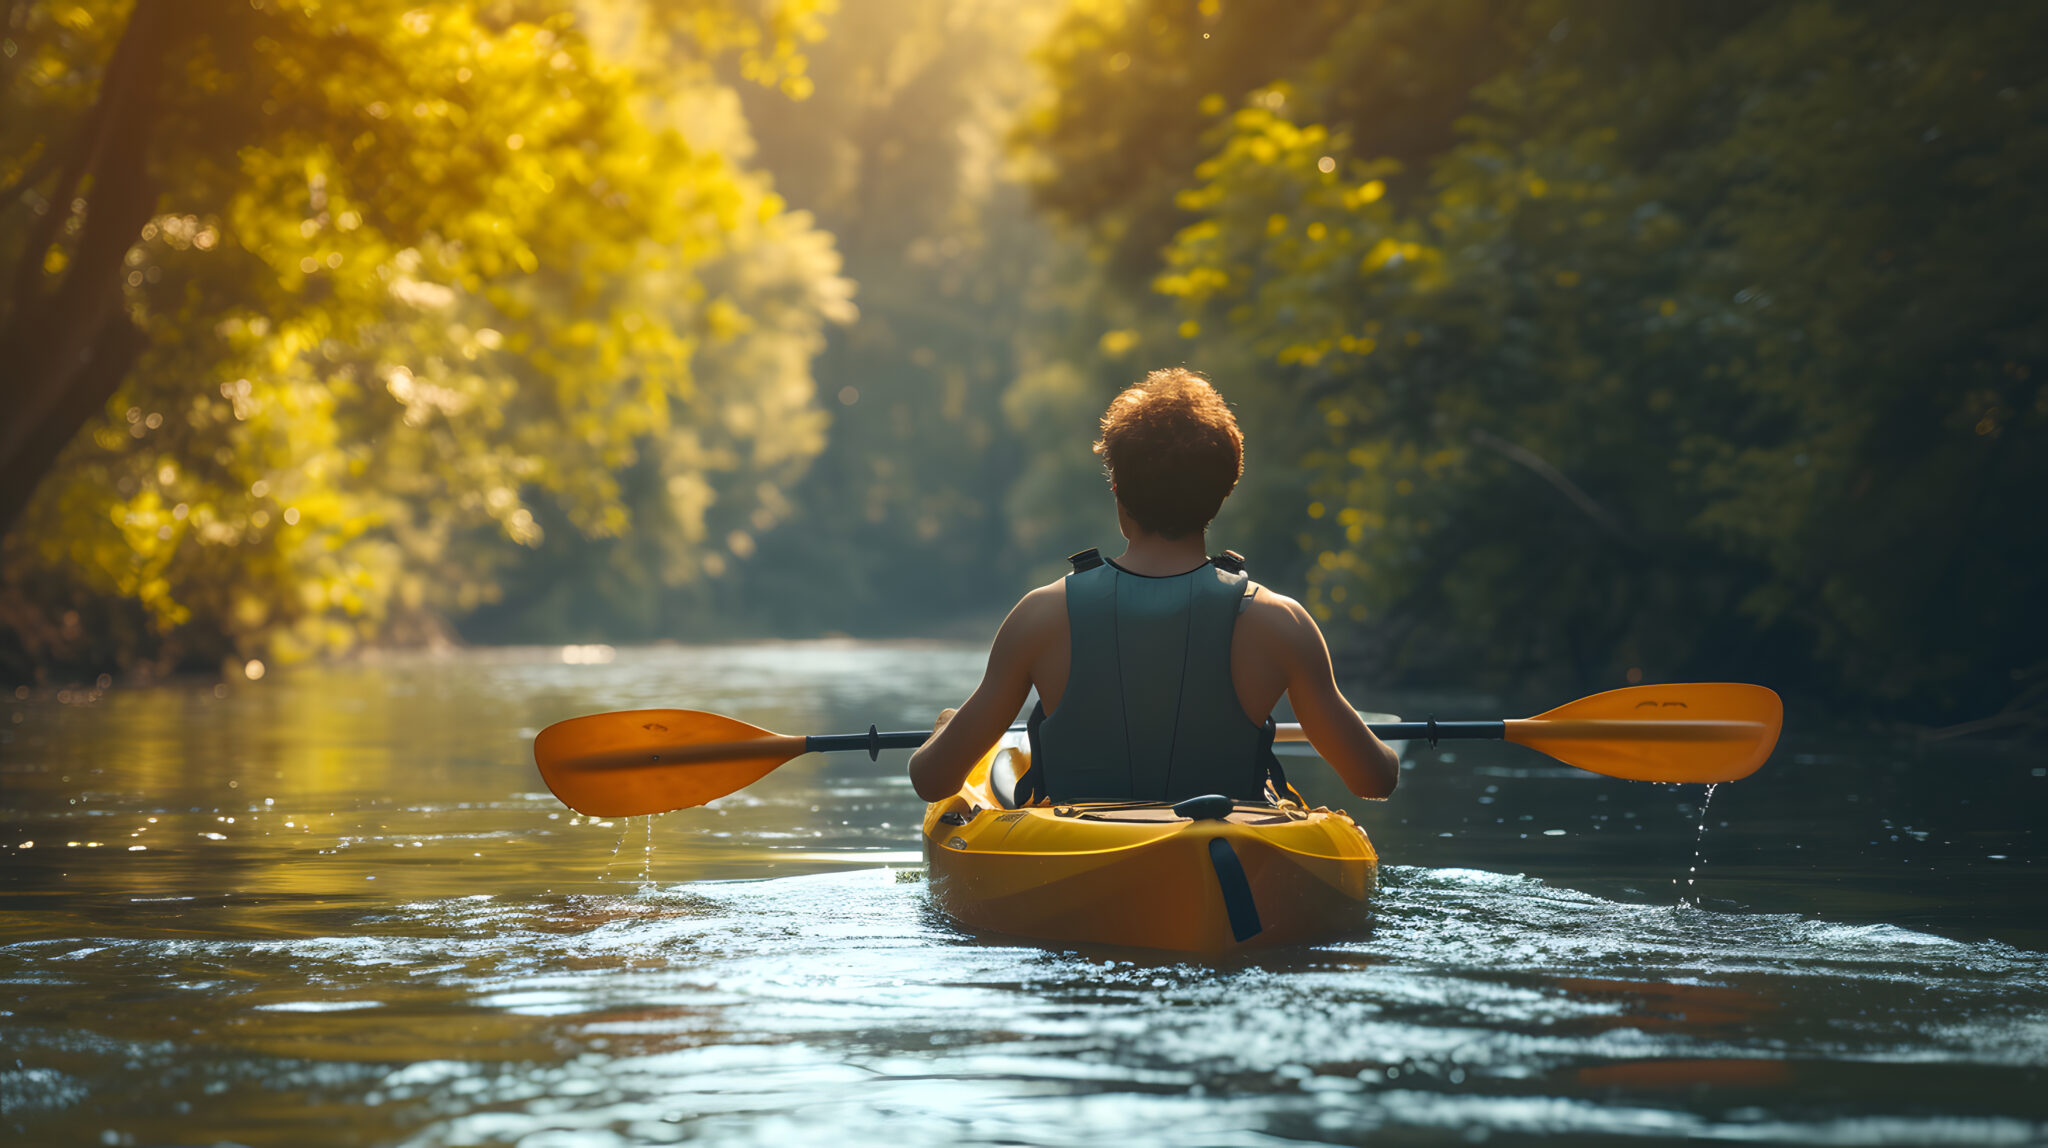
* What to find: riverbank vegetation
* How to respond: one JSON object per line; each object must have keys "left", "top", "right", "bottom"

{"left": 1012, "top": 0, "right": 2048, "bottom": 723}
{"left": 4, "top": 0, "right": 2042, "bottom": 728}
{"left": 2, "top": 0, "right": 849, "bottom": 673}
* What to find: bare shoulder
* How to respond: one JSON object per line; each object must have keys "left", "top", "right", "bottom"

{"left": 1238, "top": 581, "right": 1321, "bottom": 656}
{"left": 1241, "top": 580, "right": 1312, "bottom": 627}
{"left": 1014, "top": 578, "right": 1066, "bottom": 622}
{"left": 995, "top": 579, "right": 1067, "bottom": 650}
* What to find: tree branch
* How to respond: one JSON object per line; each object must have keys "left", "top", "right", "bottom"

{"left": 0, "top": 312, "right": 148, "bottom": 535}
{"left": 0, "top": 136, "right": 75, "bottom": 207}
{"left": 1468, "top": 428, "right": 1634, "bottom": 546}
{"left": 0, "top": 0, "right": 182, "bottom": 538}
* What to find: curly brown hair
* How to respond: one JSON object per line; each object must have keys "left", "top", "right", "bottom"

{"left": 1094, "top": 368, "right": 1244, "bottom": 539}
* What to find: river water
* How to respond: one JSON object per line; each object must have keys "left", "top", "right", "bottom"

{"left": 3, "top": 643, "right": 2045, "bottom": 1146}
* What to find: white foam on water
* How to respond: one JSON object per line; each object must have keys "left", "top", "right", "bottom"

{"left": 8, "top": 866, "right": 2048, "bottom": 1146}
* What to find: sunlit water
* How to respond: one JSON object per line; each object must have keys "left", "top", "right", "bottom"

{"left": 4, "top": 644, "right": 2045, "bottom": 1146}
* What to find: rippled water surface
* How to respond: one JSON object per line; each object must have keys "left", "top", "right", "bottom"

{"left": 4, "top": 644, "right": 2045, "bottom": 1146}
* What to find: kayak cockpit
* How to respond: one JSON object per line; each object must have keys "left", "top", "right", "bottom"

{"left": 921, "top": 737, "right": 1377, "bottom": 952}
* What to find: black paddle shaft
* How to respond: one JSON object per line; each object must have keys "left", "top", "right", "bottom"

{"left": 805, "top": 720, "right": 1505, "bottom": 760}
{"left": 806, "top": 726, "right": 932, "bottom": 760}
{"left": 1371, "top": 720, "right": 1506, "bottom": 747}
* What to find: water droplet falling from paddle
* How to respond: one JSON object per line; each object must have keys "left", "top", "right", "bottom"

{"left": 598, "top": 818, "right": 631, "bottom": 882}
{"left": 640, "top": 814, "right": 657, "bottom": 890}
{"left": 1681, "top": 782, "right": 1719, "bottom": 907}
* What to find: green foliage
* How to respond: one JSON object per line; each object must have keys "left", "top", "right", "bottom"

{"left": 10, "top": 0, "right": 2040, "bottom": 725}
{"left": 1, "top": 0, "right": 846, "bottom": 673}
{"left": 1016, "top": 0, "right": 1511, "bottom": 280}
{"left": 1022, "top": 0, "right": 2048, "bottom": 717}
{"left": 1004, "top": 0, "right": 1533, "bottom": 602}
{"left": 695, "top": 0, "right": 1071, "bottom": 633}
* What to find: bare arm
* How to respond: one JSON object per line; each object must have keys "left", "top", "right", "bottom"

{"left": 907, "top": 588, "right": 1052, "bottom": 801}
{"left": 1274, "top": 597, "right": 1400, "bottom": 799}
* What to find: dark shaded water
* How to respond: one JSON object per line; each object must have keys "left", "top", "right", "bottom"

{"left": 3, "top": 644, "right": 2045, "bottom": 1146}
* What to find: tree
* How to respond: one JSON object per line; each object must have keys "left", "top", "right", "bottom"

{"left": 1, "top": 0, "right": 846, "bottom": 674}
{"left": 1020, "top": 0, "right": 2048, "bottom": 718}
{"left": 707, "top": 0, "right": 1068, "bottom": 634}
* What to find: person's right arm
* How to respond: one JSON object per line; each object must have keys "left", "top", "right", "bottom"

{"left": 1273, "top": 596, "right": 1400, "bottom": 799}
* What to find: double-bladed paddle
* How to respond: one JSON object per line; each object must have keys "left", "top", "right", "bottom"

{"left": 533, "top": 682, "right": 1782, "bottom": 818}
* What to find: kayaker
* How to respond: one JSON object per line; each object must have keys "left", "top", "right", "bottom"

{"left": 909, "top": 367, "right": 1400, "bottom": 805}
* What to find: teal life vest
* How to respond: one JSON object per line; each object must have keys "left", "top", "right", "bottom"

{"left": 1020, "top": 547, "right": 1280, "bottom": 804}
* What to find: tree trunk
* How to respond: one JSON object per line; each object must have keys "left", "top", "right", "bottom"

{"left": 0, "top": 0, "right": 178, "bottom": 538}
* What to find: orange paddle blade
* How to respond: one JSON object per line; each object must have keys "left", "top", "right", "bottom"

{"left": 533, "top": 709, "right": 807, "bottom": 817}
{"left": 1504, "top": 682, "right": 1782, "bottom": 783}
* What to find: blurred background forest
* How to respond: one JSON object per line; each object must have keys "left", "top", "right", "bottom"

{"left": 2, "top": 0, "right": 2043, "bottom": 730}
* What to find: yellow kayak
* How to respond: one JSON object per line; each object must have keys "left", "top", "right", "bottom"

{"left": 920, "top": 734, "right": 1377, "bottom": 952}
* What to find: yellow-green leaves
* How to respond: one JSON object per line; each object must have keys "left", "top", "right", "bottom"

{"left": 1156, "top": 98, "right": 1422, "bottom": 376}
{"left": 1018, "top": 0, "right": 2048, "bottom": 716}
{"left": 3, "top": 0, "right": 844, "bottom": 672}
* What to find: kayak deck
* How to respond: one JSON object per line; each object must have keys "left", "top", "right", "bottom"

{"left": 920, "top": 735, "right": 1377, "bottom": 952}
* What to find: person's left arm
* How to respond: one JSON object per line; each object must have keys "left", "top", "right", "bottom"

{"left": 907, "top": 588, "right": 1052, "bottom": 801}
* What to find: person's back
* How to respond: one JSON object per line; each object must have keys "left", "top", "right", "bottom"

{"left": 908, "top": 368, "right": 1399, "bottom": 805}
{"left": 1028, "top": 545, "right": 1266, "bottom": 802}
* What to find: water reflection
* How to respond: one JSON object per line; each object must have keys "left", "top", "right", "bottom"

{"left": 3, "top": 644, "right": 2045, "bottom": 1145}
